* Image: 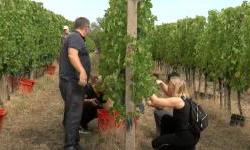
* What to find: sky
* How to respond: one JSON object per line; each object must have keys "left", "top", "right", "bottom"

{"left": 33, "top": 0, "right": 247, "bottom": 24}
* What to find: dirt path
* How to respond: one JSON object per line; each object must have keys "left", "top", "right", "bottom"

{"left": 0, "top": 74, "right": 64, "bottom": 150}
{"left": 0, "top": 72, "right": 250, "bottom": 150}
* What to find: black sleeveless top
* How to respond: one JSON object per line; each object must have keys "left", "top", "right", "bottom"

{"left": 173, "top": 98, "right": 190, "bottom": 131}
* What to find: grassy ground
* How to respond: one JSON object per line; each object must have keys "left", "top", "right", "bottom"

{"left": 0, "top": 71, "right": 250, "bottom": 150}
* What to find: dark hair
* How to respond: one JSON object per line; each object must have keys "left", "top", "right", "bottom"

{"left": 166, "top": 72, "right": 180, "bottom": 82}
{"left": 74, "top": 17, "right": 90, "bottom": 29}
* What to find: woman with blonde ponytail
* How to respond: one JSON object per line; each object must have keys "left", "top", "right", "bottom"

{"left": 148, "top": 73, "right": 199, "bottom": 150}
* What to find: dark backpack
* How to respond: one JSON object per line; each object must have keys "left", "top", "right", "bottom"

{"left": 186, "top": 98, "right": 208, "bottom": 134}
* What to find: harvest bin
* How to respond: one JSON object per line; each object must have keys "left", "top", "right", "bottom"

{"left": 230, "top": 114, "right": 245, "bottom": 127}
{"left": 97, "top": 109, "right": 124, "bottom": 132}
{"left": 19, "top": 78, "right": 35, "bottom": 94}
{"left": 0, "top": 108, "right": 7, "bottom": 132}
{"left": 97, "top": 109, "right": 139, "bottom": 132}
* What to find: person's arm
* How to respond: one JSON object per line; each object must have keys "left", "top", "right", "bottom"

{"left": 68, "top": 48, "right": 86, "bottom": 74}
{"left": 156, "top": 80, "right": 169, "bottom": 95}
{"left": 68, "top": 48, "right": 87, "bottom": 86}
{"left": 148, "top": 94, "right": 184, "bottom": 109}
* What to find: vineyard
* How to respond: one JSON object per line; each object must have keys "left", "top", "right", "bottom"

{"left": 0, "top": 0, "right": 71, "bottom": 76}
{"left": 0, "top": 0, "right": 250, "bottom": 150}
{"left": 0, "top": 0, "right": 72, "bottom": 103}
{"left": 150, "top": 2, "right": 250, "bottom": 116}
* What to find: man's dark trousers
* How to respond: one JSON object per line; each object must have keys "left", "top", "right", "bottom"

{"left": 59, "top": 78, "right": 85, "bottom": 149}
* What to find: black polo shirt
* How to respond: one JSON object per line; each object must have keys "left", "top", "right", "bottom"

{"left": 59, "top": 31, "right": 91, "bottom": 82}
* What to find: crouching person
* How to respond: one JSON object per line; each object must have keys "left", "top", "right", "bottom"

{"left": 153, "top": 72, "right": 180, "bottom": 136}
{"left": 79, "top": 76, "right": 113, "bottom": 134}
{"left": 79, "top": 83, "right": 106, "bottom": 134}
{"left": 147, "top": 75, "right": 200, "bottom": 150}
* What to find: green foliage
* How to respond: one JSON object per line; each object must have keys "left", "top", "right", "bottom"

{"left": 150, "top": 1, "right": 250, "bottom": 94}
{"left": 0, "top": 0, "right": 71, "bottom": 76}
{"left": 150, "top": 23, "right": 176, "bottom": 62}
{"left": 126, "top": 40, "right": 157, "bottom": 105}
{"left": 176, "top": 16, "right": 206, "bottom": 70}
{"left": 85, "top": 37, "right": 96, "bottom": 53}
{"left": 88, "top": 18, "right": 104, "bottom": 52}
{"left": 151, "top": 16, "right": 206, "bottom": 70}
{"left": 196, "top": 10, "right": 224, "bottom": 80}
{"left": 99, "top": 0, "right": 157, "bottom": 112}
{"left": 197, "top": 2, "right": 250, "bottom": 92}
{"left": 231, "top": 2, "right": 250, "bottom": 91}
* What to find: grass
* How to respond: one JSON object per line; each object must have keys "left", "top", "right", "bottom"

{"left": 0, "top": 70, "right": 250, "bottom": 150}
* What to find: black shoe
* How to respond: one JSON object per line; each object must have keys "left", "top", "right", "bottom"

{"left": 64, "top": 145, "right": 84, "bottom": 150}
{"left": 64, "top": 146, "right": 77, "bottom": 150}
{"left": 79, "top": 126, "right": 91, "bottom": 135}
{"left": 76, "top": 144, "right": 84, "bottom": 150}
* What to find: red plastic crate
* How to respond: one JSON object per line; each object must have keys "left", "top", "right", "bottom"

{"left": 97, "top": 109, "right": 113, "bottom": 131}
{"left": 97, "top": 109, "right": 124, "bottom": 132}
{"left": 0, "top": 108, "right": 7, "bottom": 132}
{"left": 47, "top": 65, "right": 56, "bottom": 75}
{"left": 0, "top": 108, "right": 7, "bottom": 117}
{"left": 97, "top": 109, "right": 140, "bottom": 132}
{"left": 19, "top": 78, "right": 35, "bottom": 94}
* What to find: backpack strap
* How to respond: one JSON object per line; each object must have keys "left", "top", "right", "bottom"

{"left": 180, "top": 96, "right": 193, "bottom": 129}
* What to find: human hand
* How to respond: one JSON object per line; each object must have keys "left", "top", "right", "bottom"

{"left": 147, "top": 94, "right": 158, "bottom": 107}
{"left": 146, "top": 100, "right": 154, "bottom": 107}
{"left": 156, "top": 80, "right": 164, "bottom": 85}
{"left": 79, "top": 71, "right": 87, "bottom": 86}
{"left": 150, "top": 94, "right": 158, "bottom": 101}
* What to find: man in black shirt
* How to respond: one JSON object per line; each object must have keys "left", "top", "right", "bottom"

{"left": 59, "top": 17, "right": 91, "bottom": 150}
